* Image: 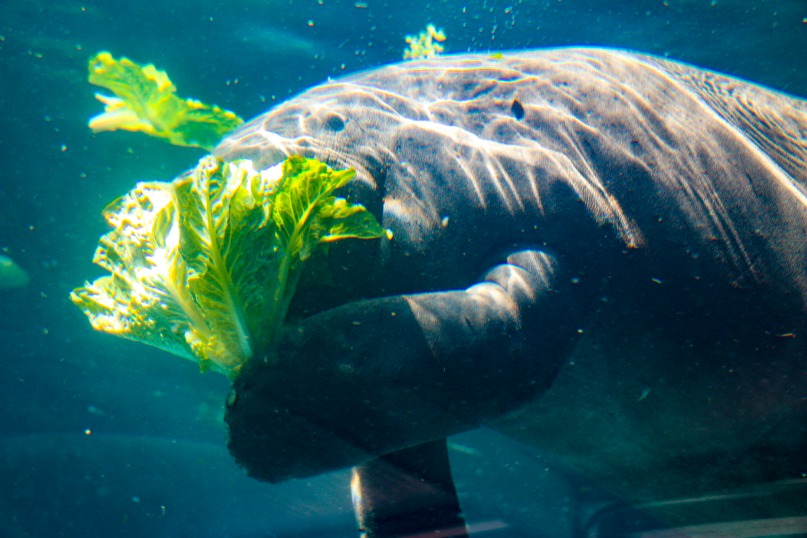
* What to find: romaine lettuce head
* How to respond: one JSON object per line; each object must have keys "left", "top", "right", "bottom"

{"left": 71, "top": 156, "right": 385, "bottom": 378}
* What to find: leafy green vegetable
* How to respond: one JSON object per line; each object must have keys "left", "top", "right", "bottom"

{"left": 87, "top": 51, "right": 243, "bottom": 150}
{"left": 71, "top": 155, "right": 385, "bottom": 378}
{"left": 403, "top": 24, "right": 446, "bottom": 60}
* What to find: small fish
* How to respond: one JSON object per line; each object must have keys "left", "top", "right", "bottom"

{"left": 0, "top": 254, "right": 30, "bottom": 289}
{"left": 447, "top": 441, "right": 481, "bottom": 456}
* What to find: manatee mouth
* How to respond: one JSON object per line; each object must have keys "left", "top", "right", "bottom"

{"left": 213, "top": 125, "right": 316, "bottom": 171}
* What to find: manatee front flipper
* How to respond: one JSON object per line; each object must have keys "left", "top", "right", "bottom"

{"left": 352, "top": 438, "right": 467, "bottom": 537}
{"left": 225, "top": 249, "right": 582, "bottom": 484}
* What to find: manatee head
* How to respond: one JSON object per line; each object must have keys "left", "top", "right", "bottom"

{"left": 213, "top": 75, "right": 395, "bottom": 198}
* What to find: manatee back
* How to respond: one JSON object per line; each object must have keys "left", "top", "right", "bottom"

{"left": 645, "top": 54, "right": 807, "bottom": 186}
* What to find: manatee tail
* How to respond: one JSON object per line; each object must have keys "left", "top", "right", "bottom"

{"left": 351, "top": 438, "right": 468, "bottom": 537}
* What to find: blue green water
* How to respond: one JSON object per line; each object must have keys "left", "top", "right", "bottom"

{"left": 1, "top": 1, "right": 805, "bottom": 536}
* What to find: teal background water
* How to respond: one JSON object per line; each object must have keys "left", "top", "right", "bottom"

{"left": 1, "top": 1, "right": 805, "bottom": 536}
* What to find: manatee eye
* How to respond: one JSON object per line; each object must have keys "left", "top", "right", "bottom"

{"left": 324, "top": 114, "right": 346, "bottom": 132}
{"left": 511, "top": 99, "right": 525, "bottom": 120}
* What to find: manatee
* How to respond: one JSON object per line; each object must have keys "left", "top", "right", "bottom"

{"left": 218, "top": 48, "right": 807, "bottom": 531}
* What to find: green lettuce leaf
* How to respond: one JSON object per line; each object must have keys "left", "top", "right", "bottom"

{"left": 71, "top": 156, "right": 385, "bottom": 378}
{"left": 87, "top": 52, "right": 243, "bottom": 150}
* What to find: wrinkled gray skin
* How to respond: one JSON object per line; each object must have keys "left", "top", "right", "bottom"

{"left": 219, "top": 48, "right": 807, "bottom": 505}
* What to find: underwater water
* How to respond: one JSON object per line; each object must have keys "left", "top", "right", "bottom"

{"left": 1, "top": 0, "right": 806, "bottom": 537}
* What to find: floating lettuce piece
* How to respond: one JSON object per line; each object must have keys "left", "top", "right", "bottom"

{"left": 403, "top": 24, "right": 446, "bottom": 60}
{"left": 87, "top": 52, "right": 243, "bottom": 150}
{"left": 70, "top": 156, "right": 385, "bottom": 378}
